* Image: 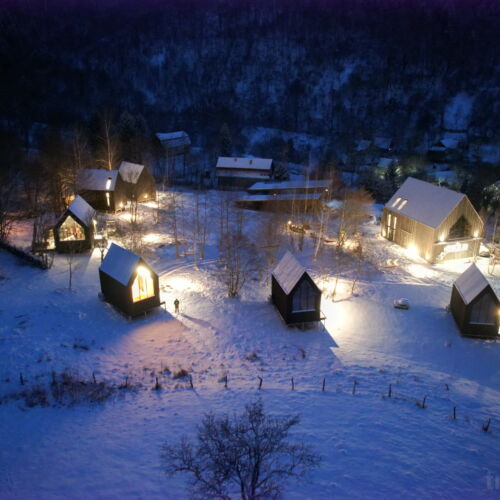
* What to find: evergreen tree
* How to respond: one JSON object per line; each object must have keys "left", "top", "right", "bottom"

{"left": 217, "top": 123, "right": 232, "bottom": 157}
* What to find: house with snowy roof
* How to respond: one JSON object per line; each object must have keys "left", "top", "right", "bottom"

{"left": 99, "top": 243, "right": 161, "bottom": 317}
{"left": 216, "top": 157, "right": 274, "bottom": 189}
{"left": 271, "top": 251, "right": 322, "bottom": 325}
{"left": 374, "top": 137, "right": 394, "bottom": 152}
{"left": 155, "top": 131, "right": 191, "bottom": 180}
{"left": 76, "top": 169, "right": 128, "bottom": 212}
{"left": 118, "top": 161, "right": 156, "bottom": 202}
{"left": 450, "top": 264, "right": 499, "bottom": 338}
{"left": 381, "top": 177, "right": 483, "bottom": 263}
{"left": 54, "top": 195, "right": 96, "bottom": 253}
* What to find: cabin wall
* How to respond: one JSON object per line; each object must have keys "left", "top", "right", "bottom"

{"left": 99, "top": 271, "right": 131, "bottom": 314}
{"left": 271, "top": 276, "right": 289, "bottom": 322}
{"left": 287, "top": 275, "right": 321, "bottom": 324}
{"left": 54, "top": 213, "right": 93, "bottom": 253}
{"left": 123, "top": 169, "right": 156, "bottom": 202}
{"left": 450, "top": 285, "right": 467, "bottom": 332}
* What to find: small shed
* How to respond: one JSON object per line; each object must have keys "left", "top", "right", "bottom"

{"left": 450, "top": 264, "right": 499, "bottom": 338}
{"left": 118, "top": 161, "right": 156, "bottom": 202}
{"left": 76, "top": 169, "right": 128, "bottom": 212}
{"left": 271, "top": 251, "right": 322, "bottom": 325}
{"left": 99, "top": 243, "right": 161, "bottom": 317}
{"left": 54, "top": 195, "right": 95, "bottom": 253}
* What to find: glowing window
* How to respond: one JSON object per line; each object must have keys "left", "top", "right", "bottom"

{"left": 59, "top": 215, "right": 85, "bottom": 241}
{"left": 391, "top": 197, "right": 401, "bottom": 208}
{"left": 292, "top": 280, "right": 316, "bottom": 313}
{"left": 399, "top": 199, "right": 408, "bottom": 209}
{"left": 131, "top": 266, "right": 155, "bottom": 303}
{"left": 106, "top": 192, "right": 111, "bottom": 207}
{"left": 106, "top": 177, "right": 112, "bottom": 190}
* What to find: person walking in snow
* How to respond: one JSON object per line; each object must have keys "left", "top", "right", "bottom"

{"left": 174, "top": 298, "right": 180, "bottom": 314}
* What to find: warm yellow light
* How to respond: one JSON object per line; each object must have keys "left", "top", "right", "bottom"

{"left": 106, "top": 177, "right": 112, "bottom": 190}
{"left": 288, "top": 220, "right": 292, "bottom": 225}
{"left": 144, "top": 194, "right": 148, "bottom": 199}
{"left": 473, "top": 231, "right": 479, "bottom": 238}
{"left": 407, "top": 243, "right": 419, "bottom": 258}
{"left": 382, "top": 229, "right": 386, "bottom": 237}
{"left": 439, "top": 234, "right": 446, "bottom": 242}
{"left": 136, "top": 265, "right": 151, "bottom": 278}
{"left": 105, "top": 192, "right": 111, "bottom": 207}
{"left": 425, "top": 252, "right": 430, "bottom": 260}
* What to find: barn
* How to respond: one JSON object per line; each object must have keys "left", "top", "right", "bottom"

{"left": 450, "top": 264, "right": 499, "bottom": 338}
{"left": 216, "top": 157, "right": 274, "bottom": 189}
{"left": 118, "top": 161, "right": 156, "bottom": 202}
{"left": 99, "top": 243, "right": 161, "bottom": 317}
{"left": 271, "top": 251, "right": 322, "bottom": 325}
{"left": 381, "top": 177, "right": 483, "bottom": 263}
{"left": 54, "top": 195, "right": 95, "bottom": 253}
{"left": 76, "top": 169, "right": 128, "bottom": 212}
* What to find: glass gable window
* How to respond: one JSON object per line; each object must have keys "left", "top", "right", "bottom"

{"left": 292, "top": 279, "right": 316, "bottom": 313}
{"left": 449, "top": 216, "right": 471, "bottom": 240}
{"left": 59, "top": 215, "right": 85, "bottom": 241}
{"left": 469, "top": 293, "right": 496, "bottom": 325}
{"left": 131, "top": 266, "right": 155, "bottom": 303}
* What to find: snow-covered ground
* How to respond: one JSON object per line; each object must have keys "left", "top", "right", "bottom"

{"left": 1, "top": 190, "right": 499, "bottom": 499}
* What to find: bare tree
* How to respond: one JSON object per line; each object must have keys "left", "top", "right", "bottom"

{"left": 166, "top": 190, "right": 182, "bottom": 259}
{"left": 31, "top": 213, "right": 55, "bottom": 269}
{"left": 162, "top": 400, "right": 320, "bottom": 500}
{"left": 0, "top": 172, "right": 17, "bottom": 243}
{"left": 96, "top": 111, "right": 120, "bottom": 171}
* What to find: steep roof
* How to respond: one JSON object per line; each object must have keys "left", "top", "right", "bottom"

{"left": 76, "top": 169, "right": 119, "bottom": 192}
{"left": 385, "top": 177, "right": 465, "bottom": 229}
{"left": 156, "top": 131, "right": 191, "bottom": 148}
{"left": 67, "top": 195, "right": 95, "bottom": 226}
{"left": 272, "top": 251, "right": 310, "bottom": 295}
{"left": 216, "top": 157, "right": 273, "bottom": 171}
{"left": 119, "top": 161, "right": 144, "bottom": 184}
{"left": 99, "top": 243, "right": 142, "bottom": 286}
{"left": 454, "top": 264, "right": 495, "bottom": 305}
{"left": 374, "top": 137, "right": 393, "bottom": 150}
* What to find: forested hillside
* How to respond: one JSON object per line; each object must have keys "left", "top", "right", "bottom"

{"left": 1, "top": 0, "right": 499, "bottom": 154}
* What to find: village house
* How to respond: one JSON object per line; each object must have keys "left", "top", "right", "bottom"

{"left": 76, "top": 169, "right": 128, "bottom": 213}
{"left": 99, "top": 243, "right": 161, "bottom": 317}
{"left": 155, "top": 131, "right": 191, "bottom": 180}
{"left": 118, "top": 161, "right": 156, "bottom": 202}
{"left": 216, "top": 157, "right": 274, "bottom": 189}
{"left": 381, "top": 177, "right": 483, "bottom": 263}
{"left": 54, "top": 195, "right": 95, "bottom": 253}
{"left": 450, "top": 264, "right": 499, "bottom": 338}
{"left": 271, "top": 251, "right": 322, "bottom": 325}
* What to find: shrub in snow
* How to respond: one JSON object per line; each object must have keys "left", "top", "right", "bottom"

{"left": 162, "top": 400, "right": 320, "bottom": 500}
{"left": 173, "top": 368, "right": 189, "bottom": 379}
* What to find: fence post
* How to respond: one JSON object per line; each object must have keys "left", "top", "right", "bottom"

{"left": 258, "top": 376, "right": 263, "bottom": 390}
{"left": 322, "top": 378, "right": 326, "bottom": 392}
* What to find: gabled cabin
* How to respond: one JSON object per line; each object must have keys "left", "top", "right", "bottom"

{"left": 381, "top": 177, "right": 483, "bottom": 263}
{"left": 54, "top": 195, "right": 96, "bottom": 253}
{"left": 76, "top": 169, "right": 128, "bottom": 212}
{"left": 450, "top": 264, "right": 499, "bottom": 338}
{"left": 99, "top": 243, "right": 161, "bottom": 317}
{"left": 118, "top": 161, "right": 156, "bottom": 202}
{"left": 155, "top": 131, "right": 191, "bottom": 180}
{"left": 271, "top": 251, "right": 322, "bottom": 325}
{"left": 216, "top": 157, "right": 274, "bottom": 189}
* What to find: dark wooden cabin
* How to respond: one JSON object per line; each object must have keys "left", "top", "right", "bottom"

{"left": 450, "top": 264, "right": 499, "bottom": 338}
{"left": 76, "top": 169, "right": 128, "bottom": 212}
{"left": 216, "top": 157, "right": 274, "bottom": 189}
{"left": 54, "top": 195, "right": 95, "bottom": 253}
{"left": 271, "top": 251, "right": 322, "bottom": 325}
{"left": 99, "top": 243, "right": 161, "bottom": 317}
{"left": 381, "top": 177, "right": 483, "bottom": 263}
{"left": 118, "top": 161, "right": 156, "bottom": 202}
{"left": 155, "top": 131, "right": 191, "bottom": 180}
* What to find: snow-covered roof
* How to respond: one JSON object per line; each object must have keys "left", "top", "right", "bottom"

{"left": 272, "top": 251, "right": 309, "bottom": 295}
{"left": 454, "top": 264, "right": 494, "bottom": 305}
{"left": 248, "top": 180, "right": 331, "bottom": 192}
{"left": 216, "top": 157, "right": 273, "bottom": 171}
{"left": 377, "top": 158, "right": 394, "bottom": 169}
{"left": 119, "top": 161, "right": 144, "bottom": 184}
{"left": 431, "top": 138, "right": 459, "bottom": 151}
{"left": 67, "top": 195, "right": 95, "bottom": 226}
{"left": 238, "top": 193, "right": 321, "bottom": 203}
{"left": 76, "top": 169, "right": 119, "bottom": 192}
{"left": 155, "top": 131, "right": 191, "bottom": 148}
{"left": 99, "top": 243, "right": 142, "bottom": 286}
{"left": 356, "top": 139, "right": 371, "bottom": 151}
{"left": 385, "top": 177, "right": 465, "bottom": 229}
{"left": 374, "top": 137, "right": 393, "bottom": 150}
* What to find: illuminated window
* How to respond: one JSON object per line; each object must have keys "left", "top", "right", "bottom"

{"left": 391, "top": 197, "right": 401, "bottom": 208}
{"left": 106, "top": 192, "right": 111, "bottom": 207}
{"left": 131, "top": 266, "right": 155, "bottom": 302}
{"left": 469, "top": 293, "right": 496, "bottom": 325}
{"left": 106, "top": 177, "right": 112, "bottom": 190}
{"left": 292, "top": 280, "right": 316, "bottom": 313}
{"left": 59, "top": 215, "right": 85, "bottom": 241}
{"left": 398, "top": 199, "right": 408, "bottom": 209}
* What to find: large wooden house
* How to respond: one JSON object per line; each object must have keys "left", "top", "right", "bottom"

{"left": 118, "top": 161, "right": 156, "bottom": 202}
{"left": 216, "top": 157, "right": 274, "bottom": 189}
{"left": 271, "top": 251, "right": 322, "bottom": 325}
{"left": 381, "top": 177, "right": 483, "bottom": 263}
{"left": 76, "top": 169, "right": 128, "bottom": 212}
{"left": 54, "top": 195, "right": 95, "bottom": 253}
{"left": 99, "top": 243, "right": 161, "bottom": 317}
{"left": 450, "top": 264, "right": 499, "bottom": 338}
